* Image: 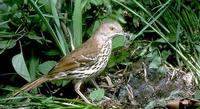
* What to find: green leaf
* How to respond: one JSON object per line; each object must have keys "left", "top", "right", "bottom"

{"left": 108, "top": 56, "right": 117, "bottom": 68}
{"left": 41, "top": 22, "right": 47, "bottom": 31}
{"left": 195, "top": 90, "right": 200, "bottom": 99}
{"left": 72, "top": 0, "right": 82, "bottom": 48}
{"left": 11, "top": 4, "right": 18, "bottom": 11}
{"left": 38, "top": 0, "right": 51, "bottom": 12}
{"left": 27, "top": 32, "right": 43, "bottom": 44}
{"left": 149, "top": 57, "right": 161, "bottom": 69}
{"left": 12, "top": 53, "right": 31, "bottom": 82}
{"left": 0, "top": 40, "right": 16, "bottom": 49}
{"left": 195, "top": 45, "right": 200, "bottom": 53}
{"left": 155, "top": 34, "right": 176, "bottom": 43}
{"left": 44, "top": 49, "right": 60, "bottom": 56}
{"left": 0, "top": 20, "right": 10, "bottom": 29}
{"left": 158, "top": 66, "right": 167, "bottom": 74}
{"left": 116, "top": 51, "right": 129, "bottom": 62}
{"left": 39, "top": 61, "right": 57, "bottom": 74}
{"left": 112, "top": 36, "right": 125, "bottom": 49}
{"left": 29, "top": 53, "right": 39, "bottom": 81}
{"left": 161, "top": 50, "right": 171, "bottom": 61}
{"left": 140, "top": 47, "right": 147, "bottom": 56}
{"left": 51, "top": 80, "right": 71, "bottom": 87}
{"left": 89, "top": 88, "right": 105, "bottom": 101}
{"left": 90, "top": 0, "right": 103, "bottom": 5}
{"left": 87, "top": 20, "right": 100, "bottom": 36}
{"left": 13, "top": 12, "right": 22, "bottom": 18}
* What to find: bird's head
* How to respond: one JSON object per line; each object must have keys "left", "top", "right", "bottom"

{"left": 95, "top": 21, "right": 127, "bottom": 42}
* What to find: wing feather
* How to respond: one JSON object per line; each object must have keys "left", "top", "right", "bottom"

{"left": 49, "top": 37, "right": 101, "bottom": 75}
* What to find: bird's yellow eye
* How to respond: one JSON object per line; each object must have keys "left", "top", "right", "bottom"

{"left": 110, "top": 27, "right": 114, "bottom": 31}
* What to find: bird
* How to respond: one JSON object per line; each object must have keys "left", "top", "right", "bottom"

{"left": 13, "top": 21, "right": 127, "bottom": 104}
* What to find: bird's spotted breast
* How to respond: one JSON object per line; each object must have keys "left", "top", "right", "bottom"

{"left": 89, "top": 40, "right": 112, "bottom": 76}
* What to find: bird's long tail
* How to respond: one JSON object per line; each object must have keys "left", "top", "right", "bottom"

{"left": 12, "top": 76, "right": 49, "bottom": 96}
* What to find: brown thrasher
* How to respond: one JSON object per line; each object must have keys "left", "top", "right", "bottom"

{"left": 13, "top": 21, "right": 126, "bottom": 104}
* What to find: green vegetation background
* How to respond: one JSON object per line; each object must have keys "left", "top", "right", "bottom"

{"left": 0, "top": 0, "right": 200, "bottom": 108}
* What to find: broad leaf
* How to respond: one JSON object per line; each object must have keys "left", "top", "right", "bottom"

{"left": 29, "top": 54, "right": 39, "bottom": 81}
{"left": 149, "top": 57, "right": 161, "bottom": 69}
{"left": 12, "top": 53, "right": 31, "bottom": 82}
{"left": 112, "top": 36, "right": 125, "bottom": 49}
{"left": 89, "top": 88, "right": 105, "bottom": 101}
{"left": 195, "top": 90, "right": 200, "bottom": 99}
{"left": 39, "top": 61, "right": 57, "bottom": 74}
{"left": 0, "top": 40, "right": 16, "bottom": 49}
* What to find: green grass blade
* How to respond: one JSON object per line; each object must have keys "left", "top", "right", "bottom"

{"left": 49, "top": 0, "right": 69, "bottom": 55}
{"left": 72, "top": 0, "right": 82, "bottom": 48}
{"left": 28, "top": 51, "right": 39, "bottom": 81}
{"left": 28, "top": 0, "right": 65, "bottom": 55}
{"left": 113, "top": 0, "right": 200, "bottom": 82}
{"left": 0, "top": 20, "right": 10, "bottom": 26}
{"left": 132, "top": 0, "right": 169, "bottom": 33}
{"left": 135, "top": 1, "right": 170, "bottom": 40}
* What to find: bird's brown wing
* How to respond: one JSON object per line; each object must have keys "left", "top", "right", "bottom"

{"left": 12, "top": 38, "right": 100, "bottom": 96}
{"left": 49, "top": 37, "right": 101, "bottom": 75}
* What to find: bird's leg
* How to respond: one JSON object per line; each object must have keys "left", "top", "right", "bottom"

{"left": 74, "top": 80, "right": 91, "bottom": 104}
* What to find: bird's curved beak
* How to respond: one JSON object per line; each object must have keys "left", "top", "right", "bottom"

{"left": 123, "top": 32, "right": 129, "bottom": 36}
{"left": 115, "top": 31, "right": 130, "bottom": 40}
{"left": 117, "top": 30, "right": 129, "bottom": 36}
{"left": 119, "top": 32, "right": 131, "bottom": 40}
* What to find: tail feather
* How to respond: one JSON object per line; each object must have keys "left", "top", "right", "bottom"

{"left": 12, "top": 76, "right": 49, "bottom": 96}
